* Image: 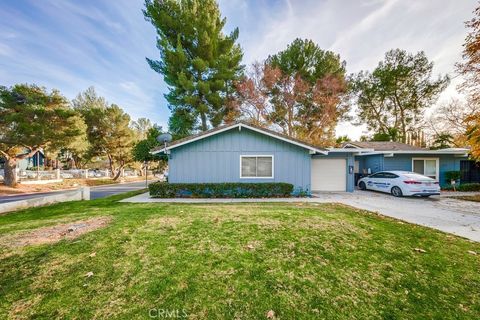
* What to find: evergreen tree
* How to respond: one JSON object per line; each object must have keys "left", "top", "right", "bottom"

{"left": 351, "top": 49, "right": 449, "bottom": 143}
{"left": 233, "top": 39, "right": 348, "bottom": 146}
{"left": 267, "top": 38, "right": 346, "bottom": 85}
{"left": 73, "top": 88, "right": 136, "bottom": 180}
{"left": 0, "top": 84, "right": 83, "bottom": 186}
{"left": 144, "top": 0, "right": 244, "bottom": 137}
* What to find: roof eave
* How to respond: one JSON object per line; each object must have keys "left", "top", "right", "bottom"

{"left": 357, "top": 149, "right": 469, "bottom": 156}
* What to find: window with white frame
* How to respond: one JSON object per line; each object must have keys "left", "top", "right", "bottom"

{"left": 412, "top": 158, "right": 439, "bottom": 180}
{"left": 240, "top": 155, "right": 273, "bottom": 178}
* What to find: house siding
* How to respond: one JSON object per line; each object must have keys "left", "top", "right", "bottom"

{"left": 358, "top": 153, "right": 466, "bottom": 186}
{"left": 18, "top": 152, "right": 44, "bottom": 170}
{"left": 169, "top": 127, "right": 312, "bottom": 191}
{"left": 383, "top": 154, "right": 464, "bottom": 186}
{"left": 362, "top": 154, "right": 384, "bottom": 174}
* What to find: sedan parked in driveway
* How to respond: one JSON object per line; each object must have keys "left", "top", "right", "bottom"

{"left": 358, "top": 171, "right": 440, "bottom": 197}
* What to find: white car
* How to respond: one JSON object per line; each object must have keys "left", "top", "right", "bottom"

{"left": 358, "top": 171, "right": 440, "bottom": 197}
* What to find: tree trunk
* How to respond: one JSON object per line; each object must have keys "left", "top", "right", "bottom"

{"left": 4, "top": 158, "right": 18, "bottom": 187}
{"left": 200, "top": 112, "right": 207, "bottom": 131}
{"left": 112, "top": 165, "right": 124, "bottom": 181}
{"left": 107, "top": 156, "right": 116, "bottom": 180}
{"left": 401, "top": 117, "right": 407, "bottom": 143}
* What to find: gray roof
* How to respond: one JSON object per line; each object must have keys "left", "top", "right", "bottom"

{"left": 343, "top": 141, "right": 427, "bottom": 151}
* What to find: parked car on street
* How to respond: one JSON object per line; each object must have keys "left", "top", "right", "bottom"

{"left": 358, "top": 171, "right": 440, "bottom": 197}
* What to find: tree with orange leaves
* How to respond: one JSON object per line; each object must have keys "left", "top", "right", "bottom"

{"left": 234, "top": 39, "right": 349, "bottom": 147}
{"left": 457, "top": 3, "right": 480, "bottom": 105}
{"left": 466, "top": 113, "right": 480, "bottom": 159}
{"left": 457, "top": 3, "right": 480, "bottom": 159}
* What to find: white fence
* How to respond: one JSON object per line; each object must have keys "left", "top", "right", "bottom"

{"left": 0, "top": 169, "right": 140, "bottom": 182}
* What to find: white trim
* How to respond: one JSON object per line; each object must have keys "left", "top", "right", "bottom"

{"left": 411, "top": 157, "right": 440, "bottom": 181}
{"left": 341, "top": 143, "right": 362, "bottom": 149}
{"left": 151, "top": 123, "right": 328, "bottom": 155}
{"left": 239, "top": 155, "right": 274, "bottom": 179}
{"left": 357, "top": 149, "right": 469, "bottom": 156}
{"left": 152, "top": 124, "right": 238, "bottom": 154}
{"left": 327, "top": 148, "right": 374, "bottom": 153}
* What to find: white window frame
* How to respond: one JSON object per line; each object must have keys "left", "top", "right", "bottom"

{"left": 239, "top": 155, "right": 274, "bottom": 179}
{"left": 411, "top": 158, "right": 439, "bottom": 181}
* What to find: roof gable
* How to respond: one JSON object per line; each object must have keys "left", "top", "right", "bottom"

{"left": 152, "top": 121, "right": 328, "bottom": 155}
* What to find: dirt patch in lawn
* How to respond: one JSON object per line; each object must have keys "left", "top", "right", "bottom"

{"left": 0, "top": 216, "right": 112, "bottom": 248}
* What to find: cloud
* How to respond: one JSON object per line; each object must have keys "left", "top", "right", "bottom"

{"left": 220, "top": 0, "right": 475, "bottom": 139}
{"left": 0, "top": 43, "right": 12, "bottom": 56}
{"left": 0, "top": 0, "right": 475, "bottom": 139}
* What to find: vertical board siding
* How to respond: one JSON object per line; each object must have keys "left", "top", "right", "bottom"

{"left": 383, "top": 154, "right": 464, "bottom": 185}
{"left": 169, "top": 127, "right": 312, "bottom": 191}
{"left": 357, "top": 153, "right": 467, "bottom": 186}
{"left": 361, "top": 154, "right": 384, "bottom": 174}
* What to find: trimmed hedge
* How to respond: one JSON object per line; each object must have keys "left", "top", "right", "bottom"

{"left": 442, "top": 183, "right": 480, "bottom": 192}
{"left": 149, "top": 182, "right": 294, "bottom": 198}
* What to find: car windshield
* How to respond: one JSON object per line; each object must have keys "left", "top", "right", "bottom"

{"left": 404, "top": 173, "right": 433, "bottom": 180}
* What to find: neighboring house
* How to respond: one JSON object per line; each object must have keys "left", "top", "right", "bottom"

{"left": 152, "top": 122, "right": 469, "bottom": 193}
{"left": 0, "top": 150, "right": 45, "bottom": 170}
{"left": 20, "top": 150, "right": 45, "bottom": 170}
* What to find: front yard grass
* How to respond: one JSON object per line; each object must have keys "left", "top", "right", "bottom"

{"left": 0, "top": 192, "right": 479, "bottom": 319}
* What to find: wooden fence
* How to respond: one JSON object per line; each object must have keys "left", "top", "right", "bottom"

{"left": 460, "top": 160, "right": 480, "bottom": 183}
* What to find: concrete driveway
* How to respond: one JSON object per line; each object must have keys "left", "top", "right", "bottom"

{"left": 312, "top": 190, "right": 480, "bottom": 242}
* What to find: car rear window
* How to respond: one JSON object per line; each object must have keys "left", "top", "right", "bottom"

{"left": 404, "top": 173, "right": 433, "bottom": 180}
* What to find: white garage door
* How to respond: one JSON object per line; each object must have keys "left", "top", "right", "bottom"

{"left": 311, "top": 158, "right": 347, "bottom": 191}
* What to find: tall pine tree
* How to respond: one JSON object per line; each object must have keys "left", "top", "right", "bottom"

{"left": 144, "top": 0, "right": 244, "bottom": 136}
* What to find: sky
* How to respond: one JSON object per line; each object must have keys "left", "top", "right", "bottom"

{"left": 0, "top": 0, "right": 476, "bottom": 139}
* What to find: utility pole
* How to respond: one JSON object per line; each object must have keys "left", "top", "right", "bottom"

{"left": 144, "top": 161, "right": 148, "bottom": 188}
{"left": 36, "top": 151, "right": 40, "bottom": 180}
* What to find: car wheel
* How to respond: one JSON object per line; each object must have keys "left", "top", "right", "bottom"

{"left": 359, "top": 181, "right": 366, "bottom": 190}
{"left": 391, "top": 186, "right": 403, "bottom": 197}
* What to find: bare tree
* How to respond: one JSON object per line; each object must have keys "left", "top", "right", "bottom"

{"left": 426, "top": 98, "right": 476, "bottom": 146}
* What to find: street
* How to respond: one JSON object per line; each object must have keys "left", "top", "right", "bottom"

{"left": 89, "top": 181, "right": 149, "bottom": 200}
{"left": 0, "top": 181, "right": 150, "bottom": 204}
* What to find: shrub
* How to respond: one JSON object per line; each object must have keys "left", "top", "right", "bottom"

{"left": 444, "top": 171, "right": 461, "bottom": 183}
{"left": 442, "top": 183, "right": 480, "bottom": 192}
{"left": 149, "top": 182, "right": 295, "bottom": 198}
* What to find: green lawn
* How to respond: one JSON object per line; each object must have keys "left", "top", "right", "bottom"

{"left": 0, "top": 192, "right": 479, "bottom": 319}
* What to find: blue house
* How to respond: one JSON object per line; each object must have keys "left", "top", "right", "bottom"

{"left": 19, "top": 150, "right": 45, "bottom": 170}
{"left": 152, "top": 122, "right": 469, "bottom": 192}
{"left": 342, "top": 141, "right": 469, "bottom": 187}
{"left": 0, "top": 150, "right": 45, "bottom": 170}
